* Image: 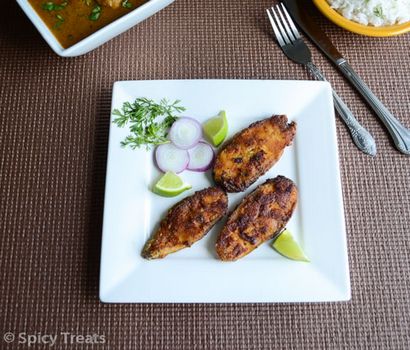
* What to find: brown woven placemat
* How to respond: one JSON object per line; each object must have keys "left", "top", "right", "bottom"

{"left": 1, "top": 0, "right": 410, "bottom": 349}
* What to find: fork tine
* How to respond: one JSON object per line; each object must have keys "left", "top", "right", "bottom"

{"left": 266, "top": 8, "right": 286, "bottom": 47}
{"left": 276, "top": 4, "right": 296, "bottom": 42}
{"left": 271, "top": 7, "right": 291, "bottom": 45}
{"left": 280, "top": 3, "right": 301, "bottom": 39}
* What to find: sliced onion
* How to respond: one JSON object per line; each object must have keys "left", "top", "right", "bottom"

{"left": 155, "top": 143, "right": 189, "bottom": 174}
{"left": 169, "top": 117, "right": 202, "bottom": 150}
{"left": 187, "top": 141, "right": 215, "bottom": 172}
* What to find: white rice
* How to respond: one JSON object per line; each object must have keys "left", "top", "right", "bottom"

{"left": 327, "top": 0, "right": 410, "bottom": 26}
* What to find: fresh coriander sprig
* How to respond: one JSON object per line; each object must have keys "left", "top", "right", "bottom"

{"left": 54, "top": 14, "right": 65, "bottom": 28}
{"left": 112, "top": 97, "right": 186, "bottom": 150}
{"left": 122, "top": 0, "right": 133, "bottom": 8}
{"left": 42, "top": 1, "right": 68, "bottom": 11}
{"left": 89, "top": 5, "right": 102, "bottom": 21}
{"left": 373, "top": 5, "right": 384, "bottom": 19}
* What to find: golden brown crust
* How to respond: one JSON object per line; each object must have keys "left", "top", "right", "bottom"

{"left": 213, "top": 115, "right": 296, "bottom": 192}
{"left": 142, "top": 187, "right": 228, "bottom": 259}
{"left": 215, "top": 176, "right": 297, "bottom": 261}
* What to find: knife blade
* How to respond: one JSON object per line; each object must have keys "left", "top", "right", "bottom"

{"left": 283, "top": 0, "right": 410, "bottom": 155}
{"left": 283, "top": 0, "right": 344, "bottom": 65}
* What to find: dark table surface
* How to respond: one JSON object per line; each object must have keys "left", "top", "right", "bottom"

{"left": 1, "top": 0, "right": 410, "bottom": 349}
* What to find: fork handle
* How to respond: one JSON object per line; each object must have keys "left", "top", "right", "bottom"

{"left": 337, "top": 59, "right": 410, "bottom": 155}
{"left": 307, "top": 62, "right": 377, "bottom": 156}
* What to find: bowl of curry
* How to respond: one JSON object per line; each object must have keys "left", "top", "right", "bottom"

{"left": 17, "top": 0, "right": 174, "bottom": 56}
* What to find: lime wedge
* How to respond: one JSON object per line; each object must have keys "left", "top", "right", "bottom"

{"left": 203, "top": 110, "right": 228, "bottom": 147}
{"left": 153, "top": 172, "right": 192, "bottom": 197}
{"left": 272, "top": 229, "right": 310, "bottom": 262}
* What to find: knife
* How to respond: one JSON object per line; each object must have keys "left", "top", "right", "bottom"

{"left": 283, "top": 0, "right": 410, "bottom": 155}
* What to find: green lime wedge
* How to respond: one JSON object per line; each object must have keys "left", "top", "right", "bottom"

{"left": 203, "top": 110, "right": 228, "bottom": 147}
{"left": 152, "top": 172, "right": 192, "bottom": 197}
{"left": 272, "top": 229, "right": 310, "bottom": 262}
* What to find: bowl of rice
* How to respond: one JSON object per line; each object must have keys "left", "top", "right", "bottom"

{"left": 313, "top": 0, "right": 410, "bottom": 36}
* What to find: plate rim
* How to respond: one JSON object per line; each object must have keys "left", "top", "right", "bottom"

{"left": 99, "top": 79, "right": 351, "bottom": 303}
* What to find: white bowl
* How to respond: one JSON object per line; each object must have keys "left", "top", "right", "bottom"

{"left": 16, "top": 0, "right": 175, "bottom": 57}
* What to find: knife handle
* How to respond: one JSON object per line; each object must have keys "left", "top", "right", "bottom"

{"left": 337, "top": 59, "right": 410, "bottom": 155}
{"left": 307, "top": 62, "right": 377, "bottom": 156}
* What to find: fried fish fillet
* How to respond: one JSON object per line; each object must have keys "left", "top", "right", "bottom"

{"left": 213, "top": 115, "right": 296, "bottom": 192}
{"left": 216, "top": 176, "right": 297, "bottom": 261}
{"left": 142, "top": 187, "right": 228, "bottom": 259}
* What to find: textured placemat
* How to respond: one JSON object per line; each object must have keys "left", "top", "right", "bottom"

{"left": 1, "top": 0, "right": 410, "bottom": 349}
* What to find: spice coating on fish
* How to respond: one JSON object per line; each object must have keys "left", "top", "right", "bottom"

{"left": 142, "top": 187, "right": 228, "bottom": 259}
{"left": 216, "top": 176, "right": 297, "bottom": 261}
{"left": 213, "top": 115, "right": 296, "bottom": 192}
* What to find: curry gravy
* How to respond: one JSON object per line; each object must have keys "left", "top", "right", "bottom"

{"left": 28, "top": 0, "right": 146, "bottom": 49}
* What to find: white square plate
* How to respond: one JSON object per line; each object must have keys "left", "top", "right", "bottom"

{"left": 100, "top": 80, "right": 350, "bottom": 303}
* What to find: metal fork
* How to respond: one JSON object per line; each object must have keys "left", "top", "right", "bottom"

{"left": 266, "top": 3, "right": 376, "bottom": 156}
